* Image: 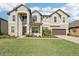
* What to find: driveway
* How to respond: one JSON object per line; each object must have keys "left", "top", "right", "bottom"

{"left": 56, "top": 35, "right": 79, "bottom": 44}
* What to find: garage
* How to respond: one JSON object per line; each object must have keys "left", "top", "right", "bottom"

{"left": 52, "top": 29, "right": 66, "bottom": 35}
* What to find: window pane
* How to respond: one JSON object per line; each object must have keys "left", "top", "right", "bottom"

{"left": 32, "top": 27, "right": 39, "bottom": 33}
{"left": 32, "top": 16, "right": 37, "bottom": 22}
{"left": 54, "top": 17, "right": 57, "bottom": 23}
{"left": 11, "top": 26, "right": 15, "bottom": 33}
{"left": 63, "top": 17, "right": 65, "bottom": 23}
{"left": 13, "top": 15, "right": 15, "bottom": 21}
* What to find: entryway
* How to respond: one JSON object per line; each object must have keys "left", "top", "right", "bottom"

{"left": 22, "top": 27, "right": 27, "bottom": 35}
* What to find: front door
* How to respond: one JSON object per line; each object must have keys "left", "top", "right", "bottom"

{"left": 22, "top": 27, "right": 27, "bottom": 35}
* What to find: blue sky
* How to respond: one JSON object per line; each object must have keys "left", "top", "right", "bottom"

{"left": 26, "top": 3, "right": 66, "bottom": 8}
{"left": 0, "top": 3, "right": 79, "bottom": 22}
{"left": 0, "top": 3, "right": 66, "bottom": 20}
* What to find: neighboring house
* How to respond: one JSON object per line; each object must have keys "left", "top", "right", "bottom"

{"left": 8, "top": 4, "right": 70, "bottom": 37}
{"left": 69, "top": 20, "right": 79, "bottom": 36}
{"left": 0, "top": 17, "right": 8, "bottom": 35}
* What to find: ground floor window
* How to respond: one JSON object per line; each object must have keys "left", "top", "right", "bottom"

{"left": 32, "top": 27, "right": 39, "bottom": 33}
{"left": 11, "top": 26, "right": 15, "bottom": 33}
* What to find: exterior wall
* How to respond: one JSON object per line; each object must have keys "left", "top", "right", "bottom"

{"left": 17, "top": 6, "right": 31, "bottom": 36}
{"left": 8, "top": 11, "right": 18, "bottom": 36}
{"left": 8, "top": 6, "right": 31, "bottom": 37}
{"left": 69, "top": 27, "right": 79, "bottom": 36}
{"left": 42, "top": 11, "right": 69, "bottom": 35}
{"left": 30, "top": 25, "right": 42, "bottom": 37}
{"left": 31, "top": 12, "right": 42, "bottom": 37}
{"left": 0, "top": 20, "right": 8, "bottom": 35}
{"left": 32, "top": 12, "right": 42, "bottom": 23}
{"left": 57, "top": 10, "right": 69, "bottom": 35}
{"left": 42, "top": 16, "right": 50, "bottom": 29}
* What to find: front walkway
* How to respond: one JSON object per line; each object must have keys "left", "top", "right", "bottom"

{"left": 56, "top": 35, "right": 79, "bottom": 44}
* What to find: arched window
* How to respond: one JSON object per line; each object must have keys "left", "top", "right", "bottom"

{"left": 32, "top": 16, "right": 37, "bottom": 22}
{"left": 54, "top": 16, "right": 57, "bottom": 23}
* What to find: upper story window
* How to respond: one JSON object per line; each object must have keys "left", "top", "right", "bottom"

{"left": 32, "top": 16, "right": 37, "bottom": 22}
{"left": 13, "top": 15, "right": 15, "bottom": 21}
{"left": 63, "top": 17, "right": 65, "bottom": 23}
{"left": 22, "top": 15, "right": 27, "bottom": 21}
{"left": 54, "top": 16, "right": 57, "bottom": 23}
{"left": 20, "top": 14, "right": 27, "bottom": 24}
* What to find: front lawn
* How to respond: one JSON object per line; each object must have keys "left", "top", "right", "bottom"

{"left": 0, "top": 38, "right": 79, "bottom": 56}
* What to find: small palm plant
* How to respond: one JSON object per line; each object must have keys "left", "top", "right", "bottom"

{"left": 43, "top": 28, "right": 51, "bottom": 37}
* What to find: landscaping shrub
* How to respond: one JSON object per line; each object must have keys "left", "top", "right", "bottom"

{"left": 43, "top": 28, "right": 51, "bottom": 36}
{"left": 0, "top": 35, "right": 16, "bottom": 39}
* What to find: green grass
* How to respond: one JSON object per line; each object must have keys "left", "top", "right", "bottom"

{"left": 0, "top": 38, "right": 79, "bottom": 56}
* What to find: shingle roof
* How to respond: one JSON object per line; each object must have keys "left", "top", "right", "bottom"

{"left": 31, "top": 10, "right": 42, "bottom": 16}
{"left": 69, "top": 20, "right": 79, "bottom": 28}
{"left": 50, "top": 9, "right": 70, "bottom": 17}
{"left": 42, "top": 15, "right": 50, "bottom": 17}
{"left": 0, "top": 17, "right": 7, "bottom": 22}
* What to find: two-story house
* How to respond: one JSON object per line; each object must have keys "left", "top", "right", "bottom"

{"left": 8, "top": 4, "right": 70, "bottom": 37}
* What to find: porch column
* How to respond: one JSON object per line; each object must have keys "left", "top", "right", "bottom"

{"left": 30, "top": 26, "right": 32, "bottom": 35}
{"left": 40, "top": 25, "right": 42, "bottom": 37}
{"left": 15, "top": 13, "right": 18, "bottom": 37}
{"left": 27, "top": 14, "right": 30, "bottom": 35}
{"left": 18, "top": 15, "right": 22, "bottom": 36}
{"left": 66, "top": 29, "right": 68, "bottom": 35}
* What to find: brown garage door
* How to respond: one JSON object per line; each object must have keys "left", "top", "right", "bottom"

{"left": 52, "top": 29, "right": 66, "bottom": 35}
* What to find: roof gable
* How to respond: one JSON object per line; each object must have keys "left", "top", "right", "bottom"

{"left": 32, "top": 10, "right": 42, "bottom": 16}
{"left": 7, "top": 4, "right": 31, "bottom": 15}
{"left": 50, "top": 9, "right": 70, "bottom": 17}
{"left": 56, "top": 9, "right": 70, "bottom": 17}
{"left": 50, "top": 11, "right": 61, "bottom": 17}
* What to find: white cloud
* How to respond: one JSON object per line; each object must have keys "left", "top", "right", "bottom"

{"left": 30, "top": 6, "right": 52, "bottom": 15}
{"left": 0, "top": 3, "right": 79, "bottom": 21}
{"left": 40, "top": 7, "right": 52, "bottom": 15}
{"left": 30, "top": 6, "right": 68, "bottom": 15}
{"left": 30, "top": 6, "right": 40, "bottom": 12}
{"left": 64, "top": 3, "right": 79, "bottom": 21}
{"left": 36, "top": 3, "right": 79, "bottom": 21}
{"left": 0, "top": 3, "right": 25, "bottom": 12}
{"left": 41, "top": 7, "right": 52, "bottom": 12}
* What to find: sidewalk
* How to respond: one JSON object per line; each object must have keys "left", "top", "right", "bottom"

{"left": 56, "top": 35, "right": 79, "bottom": 44}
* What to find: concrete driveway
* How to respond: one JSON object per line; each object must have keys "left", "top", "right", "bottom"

{"left": 56, "top": 35, "right": 79, "bottom": 44}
